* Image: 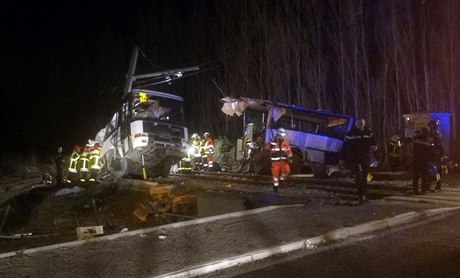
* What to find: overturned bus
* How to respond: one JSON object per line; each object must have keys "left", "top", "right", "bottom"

{"left": 95, "top": 89, "right": 189, "bottom": 179}
{"left": 221, "top": 97, "right": 355, "bottom": 173}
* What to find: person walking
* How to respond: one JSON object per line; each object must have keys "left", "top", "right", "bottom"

{"left": 411, "top": 127, "right": 434, "bottom": 195}
{"left": 340, "top": 118, "right": 378, "bottom": 205}
{"left": 267, "top": 128, "right": 293, "bottom": 193}
{"left": 54, "top": 146, "right": 66, "bottom": 186}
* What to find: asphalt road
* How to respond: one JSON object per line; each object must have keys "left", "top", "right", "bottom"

{"left": 225, "top": 210, "right": 460, "bottom": 278}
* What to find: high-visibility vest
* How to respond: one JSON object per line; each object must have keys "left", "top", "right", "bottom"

{"left": 68, "top": 151, "right": 80, "bottom": 173}
{"left": 203, "top": 138, "right": 214, "bottom": 155}
{"left": 270, "top": 139, "right": 292, "bottom": 161}
{"left": 89, "top": 149, "right": 102, "bottom": 170}
{"left": 78, "top": 151, "right": 90, "bottom": 172}
{"left": 388, "top": 135, "right": 402, "bottom": 158}
{"left": 191, "top": 140, "right": 201, "bottom": 157}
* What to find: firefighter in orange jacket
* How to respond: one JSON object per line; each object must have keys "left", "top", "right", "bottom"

{"left": 267, "top": 128, "right": 293, "bottom": 193}
{"left": 202, "top": 132, "right": 214, "bottom": 170}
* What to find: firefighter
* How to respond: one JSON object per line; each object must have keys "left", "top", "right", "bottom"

{"left": 78, "top": 145, "right": 91, "bottom": 182}
{"left": 202, "top": 132, "right": 214, "bottom": 170}
{"left": 190, "top": 133, "right": 202, "bottom": 170}
{"left": 340, "top": 118, "right": 378, "bottom": 204}
{"left": 267, "top": 128, "right": 293, "bottom": 193}
{"left": 178, "top": 133, "right": 201, "bottom": 173}
{"left": 66, "top": 145, "right": 81, "bottom": 184}
{"left": 411, "top": 127, "right": 434, "bottom": 194}
{"left": 428, "top": 120, "right": 444, "bottom": 191}
{"left": 388, "top": 131, "right": 403, "bottom": 172}
{"left": 89, "top": 143, "right": 103, "bottom": 182}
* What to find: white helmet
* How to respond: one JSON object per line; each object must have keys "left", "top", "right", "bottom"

{"left": 277, "top": 128, "right": 286, "bottom": 137}
{"left": 191, "top": 133, "right": 199, "bottom": 140}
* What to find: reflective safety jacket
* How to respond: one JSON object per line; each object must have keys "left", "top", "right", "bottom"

{"left": 203, "top": 138, "right": 214, "bottom": 156}
{"left": 78, "top": 151, "right": 90, "bottom": 172}
{"left": 89, "top": 148, "right": 103, "bottom": 170}
{"left": 388, "top": 134, "right": 402, "bottom": 159}
{"left": 269, "top": 138, "right": 293, "bottom": 162}
{"left": 68, "top": 151, "right": 80, "bottom": 173}
{"left": 190, "top": 138, "right": 202, "bottom": 158}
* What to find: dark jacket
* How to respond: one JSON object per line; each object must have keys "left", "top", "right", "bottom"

{"left": 412, "top": 134, "right": 434, "bottom": 167}
{"left": 341, "top": 126, "right": 377, "bottom": 164}
{"left": 430, "top": 130, "right": 444, "bottom": 161}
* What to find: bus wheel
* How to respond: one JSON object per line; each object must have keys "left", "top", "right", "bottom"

{"left": 111, "top": 158, "right": 132, "bottom": 179}
{"left": 160, "top": 163, "right": 171, "bottom": 178}
{"left": 149, "top": 163, "right": 171, "bottom": 178}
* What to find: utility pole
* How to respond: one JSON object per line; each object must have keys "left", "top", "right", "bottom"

{"left": 123, "top": 46, "right": 199, "bottom": 98}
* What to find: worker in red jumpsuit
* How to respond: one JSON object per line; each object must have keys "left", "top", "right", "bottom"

{"left": 202, "top": 132, "right": 214, "bottom": 170}
{"left": 268, "top": 128, "right": 293, "bottom": 193}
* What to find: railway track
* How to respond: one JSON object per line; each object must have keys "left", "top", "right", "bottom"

{"left": 170, "top": 171, "right": 414, "bottom": 199}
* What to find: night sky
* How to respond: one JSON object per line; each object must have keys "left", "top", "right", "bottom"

{"left": 2, "top": 1, "right": 459, "bottom": 160}
{"left": 1, "top": 2, "right": 175, "bottom": 156}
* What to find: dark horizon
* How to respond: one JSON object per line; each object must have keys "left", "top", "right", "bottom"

{"left": 2, "top": 0, "right": 459, "bottom": 159}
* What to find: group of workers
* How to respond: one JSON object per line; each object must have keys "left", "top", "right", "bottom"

{"left": 268, "top": 118, "right": 447, "bottom": 205}
{"left": 387, "top": 120, "right": 445, "bottom": 194}
{"left": 182, "top": 132, "right": 215, "bottom": 171}
{"left": 53, "top": 143, "right": 104, "bottom": 186}
{"left": 50, "top": 119, "right": 446, "bottom": 203}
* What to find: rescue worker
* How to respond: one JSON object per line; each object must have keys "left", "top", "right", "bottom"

{"left": 340, "top": 118, "right": 378, "bottom": 205}
{"left": 54, "top": 146, "right": 66, "bottom": 186}
{"left": 190, "top": 133, "right": 202, "bottom": 170}
{"left": 411, "top": 127, "right": 434, "bottom": 195}
{"left": 202, "top": 132, "right": 214, "bottom": 171}
{"left": 66, "top": 145, "right": 81, "bottom": 183}
{"left": 89, "top": 143, "right": 103, "bottom": 182}
{"left": 78, "top": 145, "right": 91, "bottom": 182}
{"left": 178, "top": 133, "right": 201, "bottom": 173}
{"left": 267, "top": 128, "right": 293, "bottom": 193}
{"left": 388, "top": 131, "right": 403, "bottom": 172}
{"left": 429, "top": 120, "right": 444, "bottom": 192}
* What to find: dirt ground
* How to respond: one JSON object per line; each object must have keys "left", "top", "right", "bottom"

{"left": 0, "top": 174, "right": 208, "bottom": 253}
{"left": 1, "top": 167, "right": 459, "bottom": 255}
